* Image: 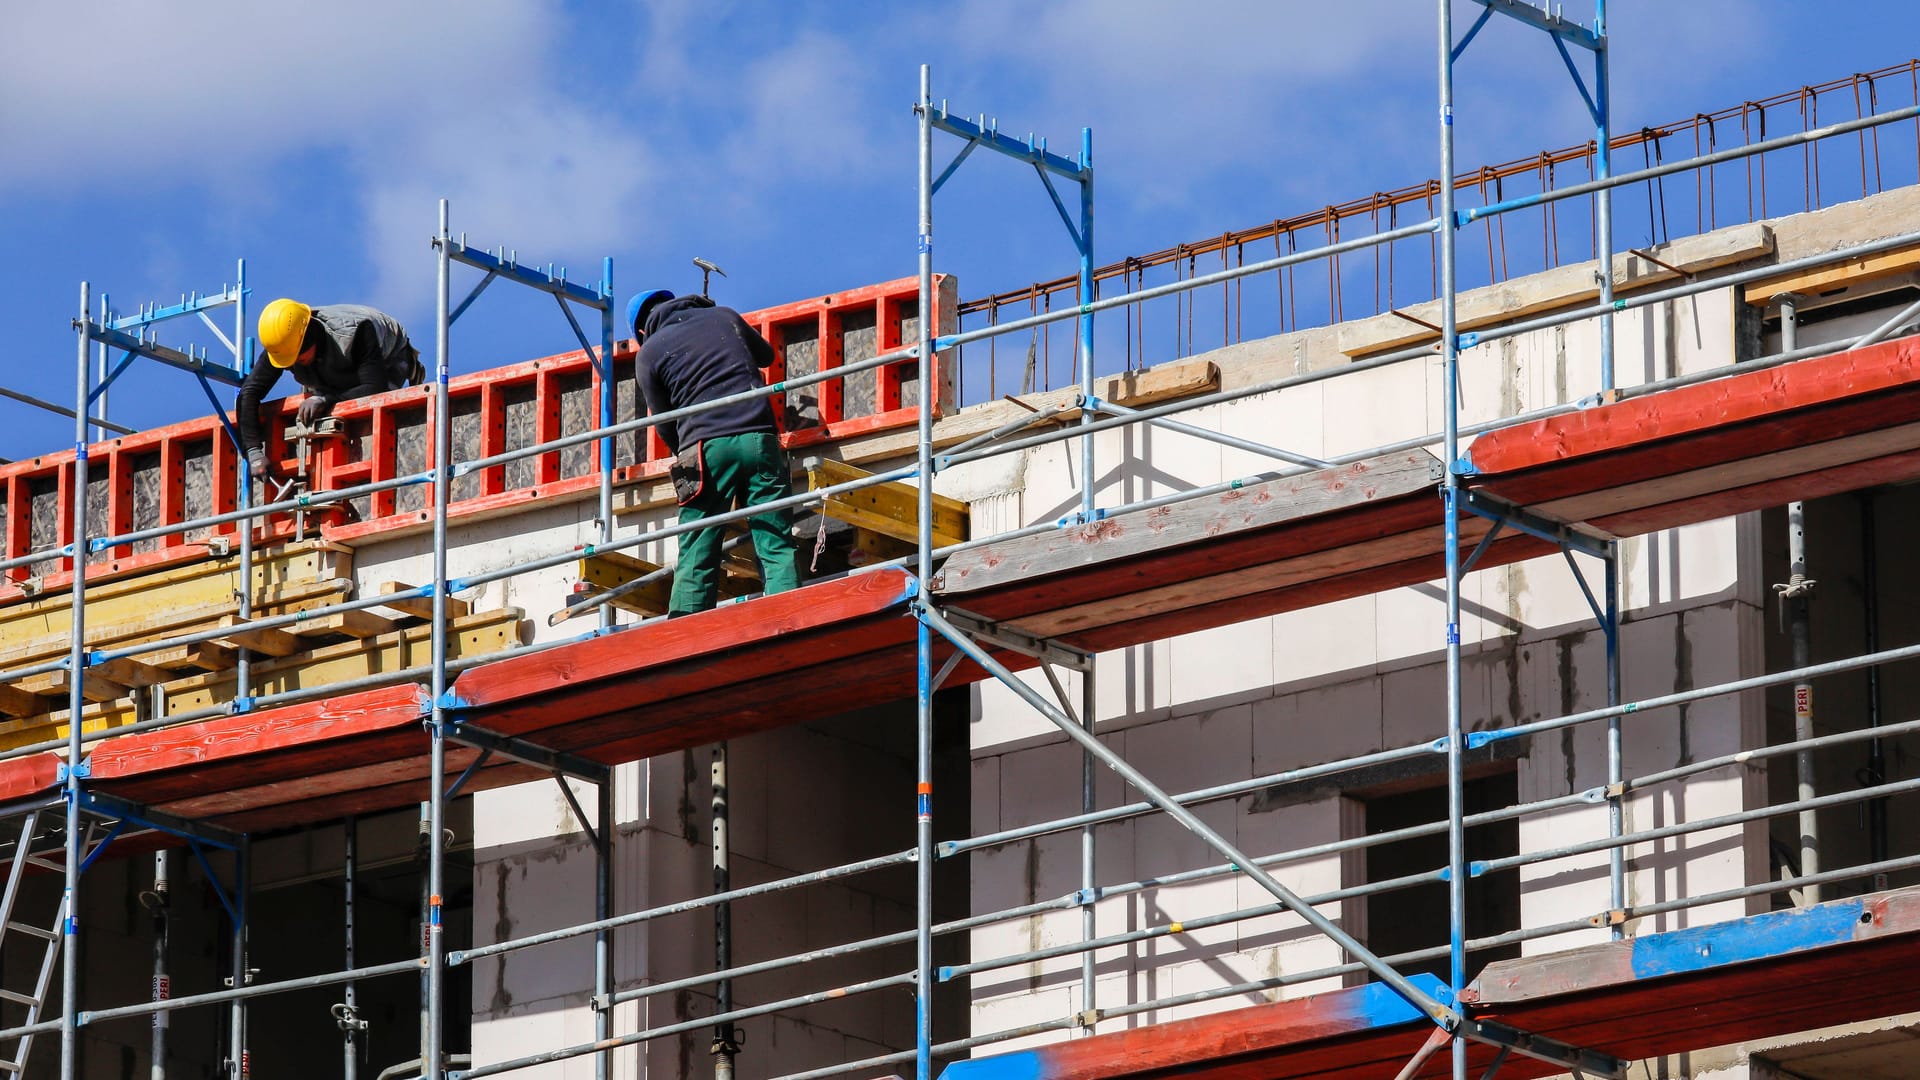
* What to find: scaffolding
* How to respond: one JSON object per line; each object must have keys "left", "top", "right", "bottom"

{"left": 7, "top": 6, "right": 1920, "bottom": 1080}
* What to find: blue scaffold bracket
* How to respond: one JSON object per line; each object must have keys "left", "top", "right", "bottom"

{"left": 936, "top": 840, "right": 959, "bottom": 858}
{"left": 436, "top": 689, "right": 468, "bottom": 713}
{"left": 1470, "top": 861, "right": 1489, "bottom": 878}
{"left": 899, "top": 574, "right": 921, "bottom": 605}
{"left": 228, "top": 696, "right": 256, "bottom": 716}
{"left": 1457, "top": 332, "right": 1481, "bottom": 351}
{"left": 57, "top": 761, "right": 92, "bottom": 783}
{"left": 60, "top": 543, "right": 75, "bottom": 558}
{"left": 918, "top": 233, "right": 933, "bottom": 255}
{"left": 1466, "top": 729, "right": 1512, "bottom": 750}
{"left": 1056, "top": 507, "right": 1108, "bottom": 529}
{"left": 1073, "top": 887, "right": 1099, "bottom": 907}
{"left": 1446, "top": 622, "right": 1461, "bottom": 645}
{"left": 937, "top": 965, "right": 957, "bottom": 983}
{"left": 932, "top": 334, "right": 959, "bottom": 350}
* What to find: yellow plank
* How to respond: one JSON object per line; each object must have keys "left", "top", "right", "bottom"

{"left": 806, "top": 458, "right": 967, "bottom": 548}
{"left": 1741, "top": 241, "right": 1920, "bottom": 305}
{"left": 0, "top": 540, "right": 348, "bottom": 646}
{"left": 0, "top": 608, "right": 528, "bottom": 751}
{"left": 578, "top": 552, "right": 673, "bottom": 616}
{"left": 0, "top": 576, "right": 351, "bottom": 671}
{"left": 145, "top": 640, "right": 238, "bottom": 673}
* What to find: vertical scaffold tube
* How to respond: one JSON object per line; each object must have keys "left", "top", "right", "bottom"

{"left": 1076, "top": 123, "right": 1099, "bottom": 1039}
{"left": 712, "top": 743, "right": 735, "bottom": 1080}
{"left": 150, "top": 851, "right": 170, "bottom": 1080}
{"left": 1605, "top": 544, "right": 1624, "bottom": 939}
{"left": 1595, "top": 0, "right": 1616, "bottom": 394}
{"left": 60, "top": 280, "right": 91, "bottom": 1080}
{"left": 344, "top": 817, "right": 360, "bottom": 1080}
{"left": 1078, "top": 676, "right": 1096, "bottom": 1030}
{"left": 598, "top": 256, "right": 617, "bottom": 633}
{"left": 914, "top": 63, "right": 937, "bottom": 1080}
{"left": 227, "top": 838, "right": 250, "bottom": 1079}
{"left": 1778, "top": 295, "right": 1821, "bottom": 905}
{"left": 1078, "top": 127, "right": 1095, "bottom": 521}
{"left": 235, "top": 258, "right": 254, "bottom": 709}
{"left": 1436, "top": 8, "right": 1469, "bottom": 1080}
{"left": 595, "top": 777, "right": 613, "bottom": 1080}
{"left": 427, "top": 199, "right": 454, "bottom": 1080}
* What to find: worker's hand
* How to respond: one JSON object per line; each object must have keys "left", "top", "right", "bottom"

{"left": 246, "top": 448, "right": 274, "bottom": 482}
{"left": 295, "top": 396, "right": 331, "bottom": 426}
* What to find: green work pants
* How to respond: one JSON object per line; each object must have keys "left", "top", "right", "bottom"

{"left": 671, "top": 432, "right": 801, "bottom": 615}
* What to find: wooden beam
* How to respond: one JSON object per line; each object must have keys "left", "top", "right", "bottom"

{"left": 144, "top": 640, "right": 238, "bottom": 673}
{"left": 1057, "top": 360, "right": 1222, "bottom": 420}
{"left": 286, "top": 608, "right": 400, "bottom": 640}
{"left": 936, "top": 449, "right": 1441, "bottom": 596}
{"left": 1742, "top": 240, "right": 1920, "bottom": 305}
{"left": 373, "top": 581, "right": 471, "bottom": 621}
{"left": 577, "top": 550, "right": 673, "bottom": 616}
{"left": 0, "top": 684, "right": 50, "bottom": 719}
{"left": 211, "top": 616, "right": 304, "bottom": 658}
{"left": 806, "top": 457, "right": 968, "bottom": 548}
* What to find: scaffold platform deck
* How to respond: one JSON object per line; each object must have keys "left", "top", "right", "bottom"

{"left": 942, "top": 889, "right": 1920, "bottom": 1080}
{"left": 2, "top": 335, "right": 1919, "bottom": 838}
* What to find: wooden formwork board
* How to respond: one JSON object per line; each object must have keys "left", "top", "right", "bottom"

{"left": 0, "top": 607, "right": 526, "bottom": 751}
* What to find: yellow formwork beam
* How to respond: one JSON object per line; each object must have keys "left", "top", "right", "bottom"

{"left": 806, "top": 458, "right": 968, "bottom": 548}
{"left": 0, "top": 607, "right": 526, "bottom": 752}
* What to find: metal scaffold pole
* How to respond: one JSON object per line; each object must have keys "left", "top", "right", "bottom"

{"left": 598, "top": 255, "right": 617, "bottom": 633}
{"left": 227, "top": 838, "right": 250, "bottom": 1079}
{"left": 1595, "top": 0, "right": 1616, "bottom": 393}
{"left": 1075, "top": 123, "right": 1099, "bottom": 1039}
{"left": 235, "top": 258, "right": 255, "bottom": 711}
{"left": 1437, "top": 5, "right": 1469, "bottom": 1079}
{"left": 427, "top": 198, "right": 455, "bottom": 1080}
{"left": 60, "top": 280, "right": 91, "bottom": 1080}
{"left": 914, "top": 62, "right": 938, "bottom": 1080}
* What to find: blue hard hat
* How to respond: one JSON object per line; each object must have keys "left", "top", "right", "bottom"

{"left": 626, "top": 289, "right": 675, "bottom": 339}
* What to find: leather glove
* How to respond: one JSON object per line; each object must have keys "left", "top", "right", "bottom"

{"left": 295, "top": 396, "right": 331, "bottom": 426}
{"left": 246, "top": 448, "right": 273, "bottom": 481}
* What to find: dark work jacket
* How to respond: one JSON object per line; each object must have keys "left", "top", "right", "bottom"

{"left": 236, "top": 305, "right": 413, "bottom": 454}
{"left": 635, "top": 295, "right": 778, "bottom": 454}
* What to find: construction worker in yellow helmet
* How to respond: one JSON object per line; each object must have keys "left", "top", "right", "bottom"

{"left": 238, "top": 299, "right": 424, "bottom": 483}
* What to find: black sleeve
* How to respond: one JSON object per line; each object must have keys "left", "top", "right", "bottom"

{"left": 336, "top": 321, "right": 388, "bottom": 401}
{"left": 733, "top": 311, "right": 776, "bottom": 369}
{"left": 236, "top": 353, "right": 284, "bottom": 455}
{"left": 635, "top": 345, "right": 679, "bottom": 455}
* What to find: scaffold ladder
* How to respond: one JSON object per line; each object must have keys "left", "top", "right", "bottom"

{"left": 0, "top": 810, "right": 92, "bottom": 1075}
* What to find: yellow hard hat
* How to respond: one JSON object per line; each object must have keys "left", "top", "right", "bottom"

{"left": 258, "top": 298, "right": 313, "bottom": 369}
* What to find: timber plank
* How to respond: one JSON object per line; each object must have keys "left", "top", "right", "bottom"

{"left": 285, "top": 608, "right": 400, "bottom": 640}
{"left": 153, "top": 746, "right": 488, "bottom": 819}
{"left": 807, "top": 458, "right": 969, "bottom": 547}
{"left": 0, "top": 684, "right": 50, "bottom": 719}
{"left": 1741, "top": 240, "right": 1920, "bottom": 304}
{"left": 87, "top": 683, "right": 428, "bottom": 782}
{"left": 374, "top": 582, "right": 471, "bottom": 621}
{"left": 0, "top": 752, "right": 61, "bottom": 803}
{"left": 452, "top": 569, "right": 915, "bottom": 715}
{"left": 1464, "top": 334, "right": 1920, "bottom": 478}
{"left": 211, "top": 617, "right": 304, "bottom": 658}
{"left": 936, "top": 451, "right": 1441, "bottom": 598}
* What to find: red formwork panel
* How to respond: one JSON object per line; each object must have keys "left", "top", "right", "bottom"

{"left": 0, "top": 276, "right": 951, "bottom": 597}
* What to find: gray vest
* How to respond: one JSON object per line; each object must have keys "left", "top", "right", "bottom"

{"left": 310, "top": 305, "right": 418, "bottom": 388}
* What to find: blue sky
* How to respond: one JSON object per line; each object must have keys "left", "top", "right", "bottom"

{"left": 2, "top": 2, "right": 1917, "bottom": 460}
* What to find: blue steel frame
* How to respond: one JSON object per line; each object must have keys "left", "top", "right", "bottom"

{"left": 1444, "top": 4, "right": 1619, "bottom": 1080}
{"left": 915, "top": 77, "right": 1098, "bottom": 1080}
{"left": 430, "top": 209, "right": 619, "bottom": 1080}
{"left": 62, "top": 265, "right": 253, "bottom": 1078}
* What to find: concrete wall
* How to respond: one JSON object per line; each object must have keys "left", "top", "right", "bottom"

{"left": 954, "top": 279, "right": 1772, "bottom": 1046}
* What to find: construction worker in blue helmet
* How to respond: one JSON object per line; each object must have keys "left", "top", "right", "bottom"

{"left": 629, "top": 287, "right": 801, "bottom": 614}
{"left": 238, "top": 299, "right": 424, "bottom": 483}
